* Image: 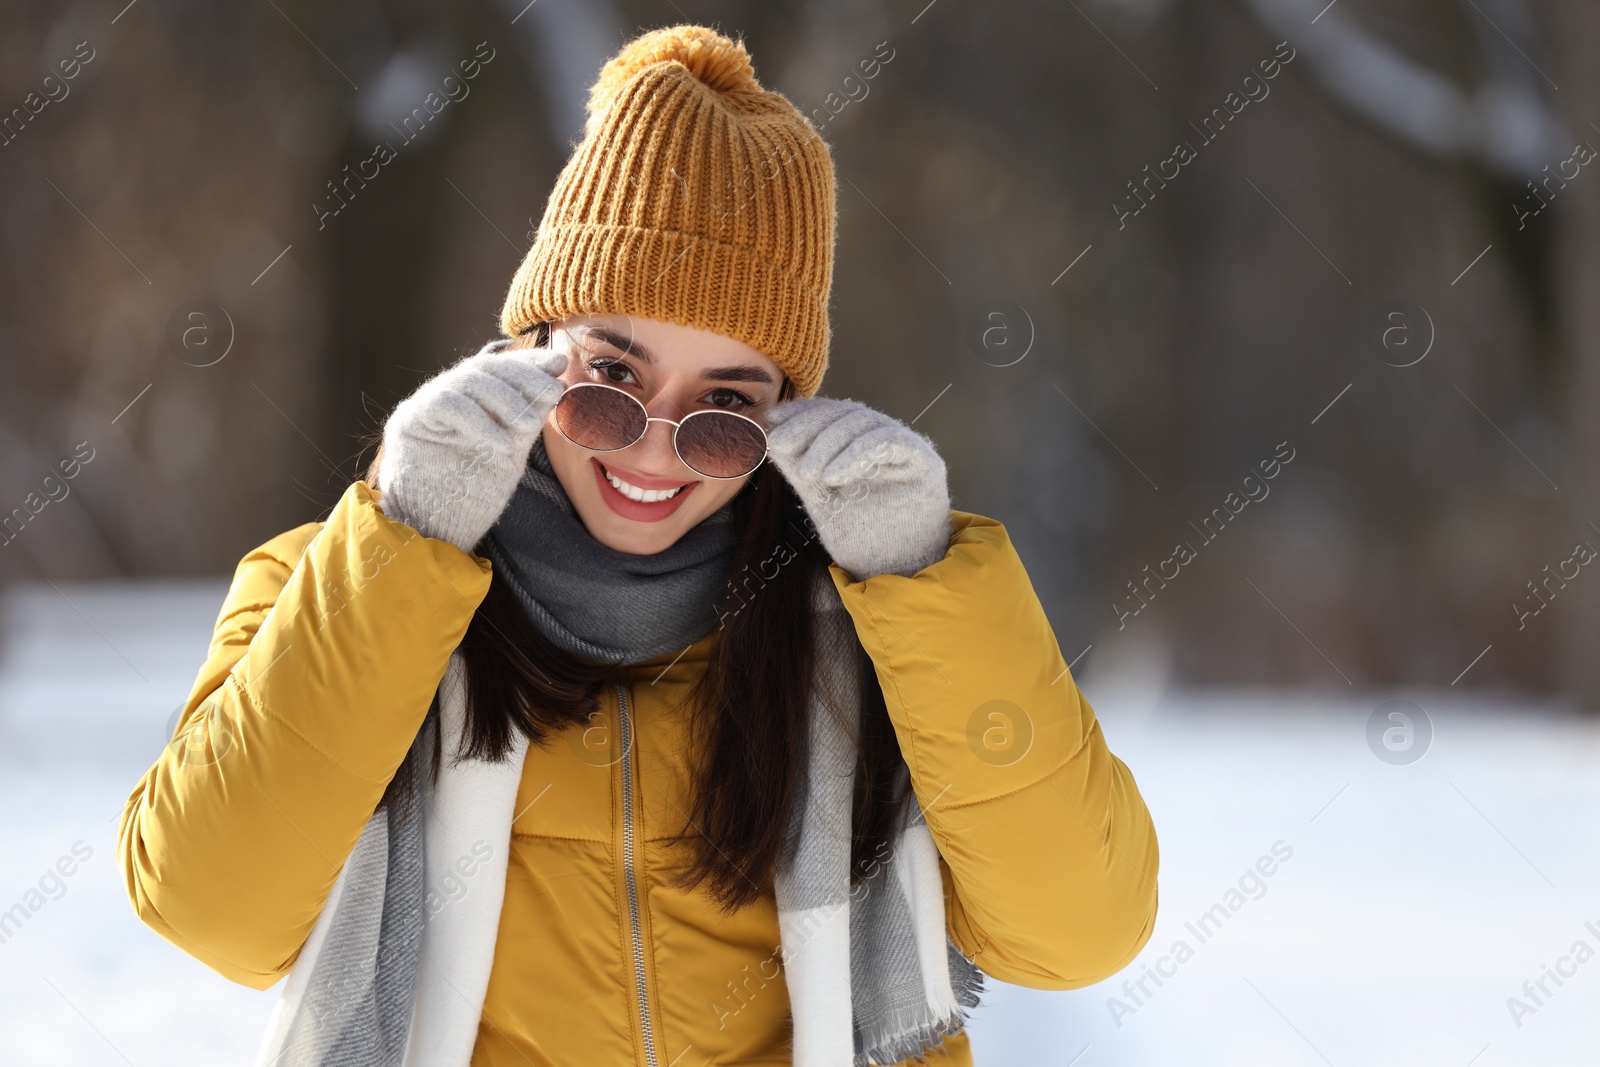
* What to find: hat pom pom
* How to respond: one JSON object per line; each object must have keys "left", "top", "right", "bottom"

{"left": 587, "top": 25, "right": 758, "bottom": 122}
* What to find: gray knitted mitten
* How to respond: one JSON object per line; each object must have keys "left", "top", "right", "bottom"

{"left": 764, "top": 397, "right": 952, "bottom": 580}
{"left": 376, "top": 338, "right": 568, "bottom": 551}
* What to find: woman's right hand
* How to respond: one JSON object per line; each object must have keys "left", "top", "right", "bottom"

{"left": 376, "top": 337, "right": 568, "bottom": 551}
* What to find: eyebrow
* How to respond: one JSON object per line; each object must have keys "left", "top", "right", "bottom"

{"left": 583, "top": 326, "right": 776, "bottom": 385}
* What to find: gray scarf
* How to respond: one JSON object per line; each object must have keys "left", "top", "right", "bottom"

{"left": 477, "top": 434, "right": 737, "bottom": 665}
{"left": 256, "top": 443, "right": 980, "bottom": 1067}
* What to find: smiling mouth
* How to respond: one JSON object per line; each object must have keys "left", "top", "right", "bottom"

{"left": 599, "top": 463, "right": 691, "bottom": 503}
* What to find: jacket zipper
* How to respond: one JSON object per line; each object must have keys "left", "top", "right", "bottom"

{"left": 615, "top": 681, "right": 661, "bottom": 1067}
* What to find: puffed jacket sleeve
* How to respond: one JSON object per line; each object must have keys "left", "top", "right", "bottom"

{"left": 116, "top": 480, "right": 493, "bottom": 988}
{"left": 829, "top": 510, "right": 1159, "bottom": 990}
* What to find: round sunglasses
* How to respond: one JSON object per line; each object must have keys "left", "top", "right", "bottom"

{"left": 548, "top": 332, "right": 770, "bottom": 479}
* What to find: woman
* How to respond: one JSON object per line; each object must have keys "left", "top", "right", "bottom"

{"left": 117, "top": 25, "right": 1158, "bottom": 1067}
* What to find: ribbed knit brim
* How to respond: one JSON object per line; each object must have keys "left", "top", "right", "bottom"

{"left": 499, "top": 26, "right": 837, "bottom": 398}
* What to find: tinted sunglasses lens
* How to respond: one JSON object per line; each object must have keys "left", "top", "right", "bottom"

{"left": 676, "top": 412, "right": 767, "bottom": 478}
{"left": 555, "top": 387, "right": 646, "bottom": 451}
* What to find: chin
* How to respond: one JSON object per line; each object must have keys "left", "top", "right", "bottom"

{"left": 580, "top": 506, "right": 695, "bottom": 555}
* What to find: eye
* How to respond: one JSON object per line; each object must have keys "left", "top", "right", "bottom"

{"left": 586, "top": 357, "right": 636, "bottom": 386}
{"left": 705, "top": 386, "right": 756, "bottom": 409}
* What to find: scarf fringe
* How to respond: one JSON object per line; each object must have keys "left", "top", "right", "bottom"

{"left": 854, "top": 945, "right": 985, "bottom": 1066}
{"left": 950, "top": 948, "right": 985, "bottom": 1009}
{"left": 855, "top": 1002, "right": 974, "bottom": 1067}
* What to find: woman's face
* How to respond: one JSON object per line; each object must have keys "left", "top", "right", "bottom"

{"left": 522, "top": 314, "right": 786, "bottom": 556}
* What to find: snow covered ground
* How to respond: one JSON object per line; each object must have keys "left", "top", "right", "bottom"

{"left": 1, "top": 580, "right": 1596, "bottom": 1066}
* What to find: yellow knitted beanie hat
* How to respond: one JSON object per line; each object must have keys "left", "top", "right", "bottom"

{"left": 500, "top": 25, "right": 838, "bottom": 398}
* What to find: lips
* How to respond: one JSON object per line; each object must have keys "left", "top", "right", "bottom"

{"left": 591, "top": 459, "right": 697, "bottom": 523}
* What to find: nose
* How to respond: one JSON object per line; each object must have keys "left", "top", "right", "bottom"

{"left": 619, "top": 392, "right": 691, "bottom": 475}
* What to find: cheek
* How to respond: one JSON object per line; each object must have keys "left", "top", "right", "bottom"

{"left": 541, "top": 425, "right": 593, "bottom": 496}
{"left": 684, "top": 474, "right": 747, "bottom": 518}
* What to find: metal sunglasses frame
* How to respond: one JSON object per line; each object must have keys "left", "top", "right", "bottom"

{"left": 551, "top": 381, "right": 770, "bottom": 481}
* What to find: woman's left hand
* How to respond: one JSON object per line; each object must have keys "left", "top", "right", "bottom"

{"left": 764, "top": 397, "right": 951, "bottom": 580}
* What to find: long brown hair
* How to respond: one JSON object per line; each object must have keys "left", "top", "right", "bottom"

{"left": 366, "top": 340, "right": 913, "bottom": 910}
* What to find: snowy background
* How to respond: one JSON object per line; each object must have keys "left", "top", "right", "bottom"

{"left": 6, "top": 0, "right": 1600, "bottom": 1063}
{"left": 2, "top": 581, "right": 1595, "bottom": 1066}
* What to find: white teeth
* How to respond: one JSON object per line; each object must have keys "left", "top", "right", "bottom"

{"left": 604, "top": 467, "right": 684, "bottom": 503}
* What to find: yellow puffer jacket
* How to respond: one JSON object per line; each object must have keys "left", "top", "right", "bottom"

{"left": 117, "top": 480, "right": 1159, "bottom": 1066}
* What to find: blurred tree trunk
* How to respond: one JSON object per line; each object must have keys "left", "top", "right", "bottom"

{"left": 1545, "top": 0, "right": 1600, "bottom": 710}
{"left": 0, "top": 3, "right": 335, "bottom": 581}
